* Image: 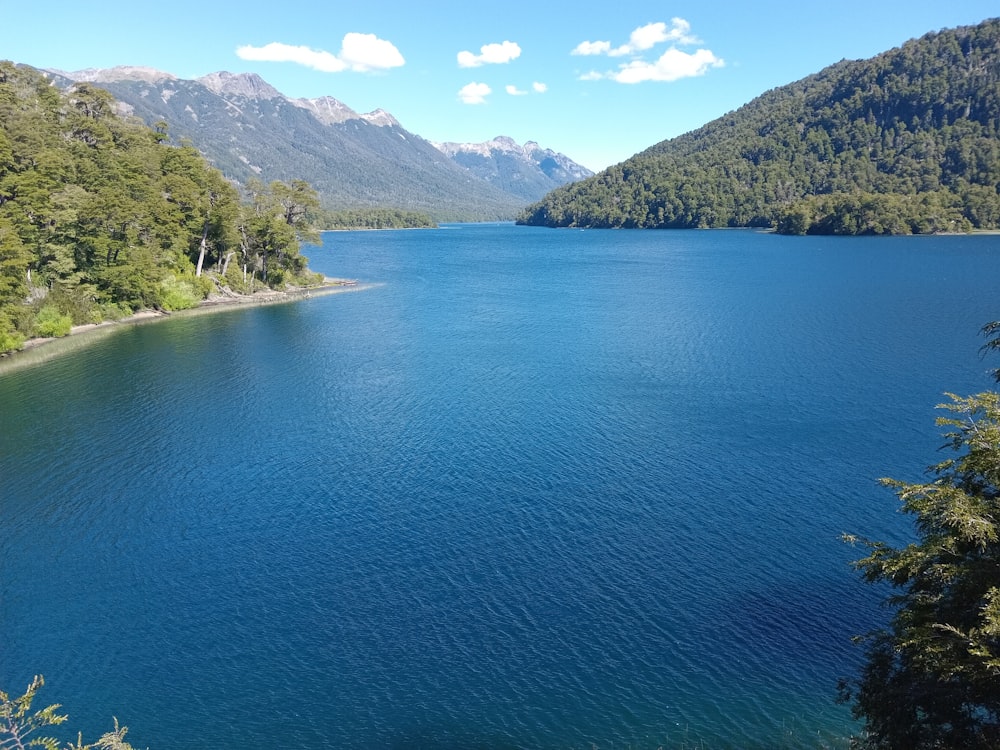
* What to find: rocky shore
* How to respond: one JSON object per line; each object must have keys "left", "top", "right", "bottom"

{"left": 0, "top": 278, "right": 373, "bottom": 373}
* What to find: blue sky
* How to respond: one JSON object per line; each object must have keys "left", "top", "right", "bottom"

{"left": 1, "top": 1, "right": 996, "bottom": 171}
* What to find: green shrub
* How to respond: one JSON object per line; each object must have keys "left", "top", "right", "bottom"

{"left": 34, "top": 306, "right": 73, "bottom": 337}
{"left": 265, "top": 268, "right": 286, "bottom": 288}
{"left": 222, "top": 264, "right": 256, "bottom": 295}
{"left": 97, "top": 301, "right": 131, "bottom": 321}
{"left": 0, "top": 313, "right": 25, "bottom": 353}
{"left": 0, "top": 329, "right": 24, "bottom": 353}
{"left": 53, "top": 283, "right": 101, "bottom": 325}
{"left": 158, "top": 275, "right": 200, "bottom": 311}
{"left": 290, "top": 269, "right": 325, "bottom": 287}
{"left": 192, "top": 273, "right": 216, "bottom": 299}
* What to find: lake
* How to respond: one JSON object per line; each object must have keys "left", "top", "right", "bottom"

{"left": 2, "top": 224, "right": 998, "bottom": 749}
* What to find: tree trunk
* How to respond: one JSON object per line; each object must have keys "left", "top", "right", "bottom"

{"left": 195, "top": 222, "right": 209, "bottom": 277}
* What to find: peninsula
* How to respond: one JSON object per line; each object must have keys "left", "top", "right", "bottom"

{"left": 0, "top": 277, "right": 375, "bottom": 374}
{"left": 0, "top": 62, "right": 336, "bottom": 356}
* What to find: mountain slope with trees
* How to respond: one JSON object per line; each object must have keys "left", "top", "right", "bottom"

{"left": 518, "top": 18, "right": 1000, "bottom": 234}
{"left": 0, "top": 62, "right": 324, "bottom": 353}
{"left": 49, "top": 69, "right": 544, "bottom": 222}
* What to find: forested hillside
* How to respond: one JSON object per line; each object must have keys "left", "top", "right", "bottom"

{"left": 518, "top": 19, "right": 1000, "bottom": 234}
{"left": 0, "top": 62, "right": 323, "bottom": 353}
{"left": 56, "top": 70, "right": 527, "bottom": 222}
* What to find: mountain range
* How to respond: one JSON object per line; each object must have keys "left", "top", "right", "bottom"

{"left": 46, "top": 66, "right": 592, "bottom": 222}
{"left": 431, "top": 136, "right": 593, "bottom": 202}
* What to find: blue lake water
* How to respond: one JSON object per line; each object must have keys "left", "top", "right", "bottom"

{"left": 2, "top": 224, "right": 999, "bottom": 749}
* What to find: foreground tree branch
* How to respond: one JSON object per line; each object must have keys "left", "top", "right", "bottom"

{"left": 0, "top": 676, "right": 139, "bottom": 750}
{"left": 841, "top": 389, "right": 1000, "bottom": 749}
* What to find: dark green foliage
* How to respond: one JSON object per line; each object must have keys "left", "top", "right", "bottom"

{"left": 237, "top": 178, "right": 323, "bottom": 288}
{"left": 0, "top": 63, "right": 325, "bottom": 353}
{"left": 842, "top": 389, "right": 1000, "bottom": 748}
{"left": 519, "top": 19, "right": 1000, "bottom": 234}
{"left": 776, "top": 191, "right": 973, "bottom": 235}
{"left": 980, "top": 320, "right": 1000, "bottom": 382}
{"left": 319, "top": 207, "right": 436, "bottom": 229}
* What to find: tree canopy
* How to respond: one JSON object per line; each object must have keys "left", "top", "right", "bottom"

{"left": 318, "top": 207, "right": 436, "bottom": 230}
{"left": 0, "top": 62, "right": 323, "bottom": 354}
{"left": 841, "top": 385, "right": 1000, "bottom": 747}
{"left": 518, "top": 19, "right": 1000, "bottom": 234}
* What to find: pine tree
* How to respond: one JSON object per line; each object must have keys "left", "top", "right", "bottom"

{"left": 841, "top": 387, "right": 1000, "bottom": 748}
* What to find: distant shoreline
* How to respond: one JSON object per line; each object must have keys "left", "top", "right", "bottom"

{"left": 0, "top": 278, "right": 376, "bottom": 375}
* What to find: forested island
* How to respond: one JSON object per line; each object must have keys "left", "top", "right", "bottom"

{"left": 0, "top": 62, "right": 330, "bottom": 354}
{"left": 518, "top": 19, "right": 1000, "bottom": 234}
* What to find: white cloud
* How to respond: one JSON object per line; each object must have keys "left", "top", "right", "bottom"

{"left": 611, "top": 47, "right": 724, "bottom": 83}
{"left": 506, "top": 82, "right": 546, "bottom": 96}
{"left": 572, "top": 18, "right": 701, "bottom": 58}
{"left": 458, "top": 82, "right": 492, "bottom": 104}
{"left": 623, "top": 19, "right": 698, "bottom": 53}
{"left": 571, "top": 40, "right": 611, "bottom": 56}
{"left": 236, "top": 34, "right": 404, "bottom": 73}
{"left": 457, "top": 40, "right": 521, "bottom": 68}
{"left": 572, "top": 18, "right": 722, "bottom": 84}
{"left": 339, "top": 32, "right": 405, "bottom": 72}
{"left": 609, "top": 21, "right": 666, "bottom": 56}
{"left": 236, "top": 42, "right": 347, "bottom": 72}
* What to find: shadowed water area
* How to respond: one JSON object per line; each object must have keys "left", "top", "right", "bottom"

{"left": 2, "top": 225, "right": 998, "bottom": 748}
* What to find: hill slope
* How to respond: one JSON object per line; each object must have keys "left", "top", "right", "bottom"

{"left": 518, "top": 18, "right": 1000, "bottom": 234}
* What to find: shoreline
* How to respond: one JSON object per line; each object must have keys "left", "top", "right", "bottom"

{"left": 0, "top": 278, "right": 376, "bottom": 375}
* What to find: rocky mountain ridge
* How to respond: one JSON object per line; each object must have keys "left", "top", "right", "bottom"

{"left": 432, "top": 136, "right": 594, "bottom": 201}
{"left": 47, "top": 66, "right": 590, "bottom": 219}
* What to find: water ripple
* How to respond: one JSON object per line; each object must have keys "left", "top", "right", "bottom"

{"left": 4, "top": 227, "right": 999, "bottom": 749}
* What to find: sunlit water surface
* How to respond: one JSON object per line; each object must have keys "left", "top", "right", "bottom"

{"left": 2, "top": 225, "right": 999, "bottom": 749}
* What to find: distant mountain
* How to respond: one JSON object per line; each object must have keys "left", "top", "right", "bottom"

{"left": 432, "top": 136, "right": 593, "bottom": 202}
{"left": 519, "top": 18, "right": 1000, "bottom": 234}
{"left": 46, "top": 67, "right": 536, "bottom": 222}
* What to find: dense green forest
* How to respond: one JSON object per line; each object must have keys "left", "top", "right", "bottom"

{"left": 518, "top": 19, "right": 1000, "bottom": 234}
{"left": 0, "top": 62, "right": 324, "bottom": 354}
{"left": 319, "top": 207, "right": 436, "bottom": 230}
